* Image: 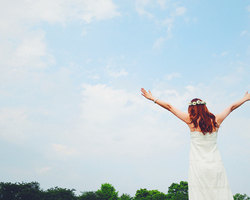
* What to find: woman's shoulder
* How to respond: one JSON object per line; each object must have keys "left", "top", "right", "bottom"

{"left": 188, "top": 123, "right": 218, "bottom": 133}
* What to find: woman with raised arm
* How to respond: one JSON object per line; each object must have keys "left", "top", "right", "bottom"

{"left": 141, "top": 88, "right": 250, "bottom": 200}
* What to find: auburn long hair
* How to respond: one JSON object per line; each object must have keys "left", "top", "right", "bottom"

{"left": 188, "top": 98, "right": 218, "bottom": 135}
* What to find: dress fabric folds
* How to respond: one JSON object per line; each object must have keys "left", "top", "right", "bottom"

{"left": 188, "top": 131, "right": 233, "bottom": 200}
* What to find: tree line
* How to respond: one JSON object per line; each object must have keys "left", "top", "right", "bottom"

{"left": 0, "top": 181, "right": 249, "bottom": 200}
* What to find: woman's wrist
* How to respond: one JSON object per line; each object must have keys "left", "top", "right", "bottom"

{"left": 243, "top": 96, "right": 249, "bottom": 102}
{"left": 151, "top": 97, "right": 158, "bottom": 102}
{"left": 153, "top": 98, "right": 158, "bottom": 103}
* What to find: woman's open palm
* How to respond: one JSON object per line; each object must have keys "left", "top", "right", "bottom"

{"left": 244, "top": 91, "right": 250, "bottom": 101}
{"left": 141, "top": 88, "right": 154, "bottom": 101}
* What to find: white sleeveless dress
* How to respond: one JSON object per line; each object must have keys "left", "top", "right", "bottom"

{"left": 188, "top": 130, "right": 234, "bottom": 200}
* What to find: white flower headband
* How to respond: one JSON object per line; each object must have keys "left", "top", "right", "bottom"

{"left": 188, "top": 100, "right": 206, "bottom": 106}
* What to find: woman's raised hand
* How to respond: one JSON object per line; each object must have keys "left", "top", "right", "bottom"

{"left": 244, "top": 91, "right": 250, "bottom": 101}
{"left": 141, "top": 88, "right": 155, "bottom": 101}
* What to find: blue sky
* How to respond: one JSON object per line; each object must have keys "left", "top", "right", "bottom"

{"left": 0, "top": 0, "right": 250, "bottom": 196}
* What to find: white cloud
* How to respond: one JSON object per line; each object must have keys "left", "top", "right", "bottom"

{"left": 81, "top": 30, "right": 87, "bottom": 36}
{"left": 135, "top": 0, "right": 152, "bottom": 8}
{"left": 81, "top": 84, "right": 138, "bottom": 123}
{"left": 153, "top": 16, "right": 175, "bottom": 48}
{"left": 75, "top": 0, "right": 121, "bottom": 23}
{"left": 156, "top": 0, "right": 168, "bottom": 9}
{"left": 0, "top": 30, "right": 55, "bottom": 84}
{"left": 15, "top": 32, "right": 47, "bottom": 58}
{"left": 185, "top": 85, "right": 195, "bottom": 93}
{"left": 173, "top": 6, "right": 187, "bottom": 16}
{"left": 164, "top": 72, "right": 182, "bottom": 80}
{"left": 86, "top": 59, "right": 92, "bottom": 63}
{"left": 134, "top": 1, "right": 187, "bottom": 48}
{"left": 52, "top": 144, "right": 79, "bottom": 157}
{"left": 162, "top": 17, "right": 174, "bottom": 26}
{"left": 109, "top": 69, "right": 128, "bottom": 77}
{"left": 153, "top": 37, "right": 167, "bottom": 49}
{"left": 0, "top": 0, "right": 120, "bottom": 35}
{"left": 240, "top": 30, "right": 248, "bottom": 36}
{"left": 36, "top": 167, "right": 52, "bottom": 174}
{"left": 135, "top": 0, "right": 154, "bottom": 18}
{"left": 220, "top": 75, "right": 241, "bottom": 85}
{"left": 218, "top": 66, "right": 244, "bottom": 85}
{"left": 0, "top": 107, "right": 31, "bottom": 143}
{"left": 135, "top": 0, "right": 169, "bottom": 15}
{"left": 246, "top": 5, "right": 250, "bottom": 12}
{"left": 153, "top": 6, "right": 187, "bottom": 48}
{"left": 0, "top": 0, "right": 120, "bottom": 60}
{"left": 213, "top": 51, "right": 228, "bottom": 57}
{"left": 0, "top": 0, "right": 120, "bottom": 90}
{"left": 88, "top": 74, "right": 100, "bottom": 79}
{"left": 104, "top": 58, "right": 129, "bottom": 77}
{"left": 78, "top": 83, "right": 186, "bottom": 159}
{"left": 221, "top": 51, "right": 228, "bottom": 56}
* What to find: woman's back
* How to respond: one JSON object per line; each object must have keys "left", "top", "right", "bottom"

{"left": 189, "top": 130, "right": 233, "bottom": 200}
{"left": 189, "top": 130, "right": 221, "bottom": 162}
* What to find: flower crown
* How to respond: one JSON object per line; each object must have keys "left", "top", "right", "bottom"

{"left": 188, "top": 100, "right": 206, "bottom": 106}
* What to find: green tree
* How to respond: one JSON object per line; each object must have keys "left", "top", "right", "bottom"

{"left": 234, "top": 193, "right": 250, "bottom": 200}
{"left": 134, "top": 188, "right": 167, "bottom": 200}
{"left": 96, "top": 183, "right": 119, "bottom": 200}
{"left": 152, "top": 192, "right": 168, "bottom": 200}
{"left": 0, "top": 181, "right": 43, "bottom": 200}
{"left": 78, "top": 191, "right": 99, "bottom": 200}
{"left": 44, "top": 186, "right": 77, "bottom": 200}
{"left": 119, "top": 193, "right": 133, "bottom": 200}
{"left": 134, "top": 188, "right": 150, "bottom": 199}
{"left": 166, "top": 181, "right": 188, "bottom": 200}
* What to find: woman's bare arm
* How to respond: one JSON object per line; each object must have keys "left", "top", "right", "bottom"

{"left": 216, "top": 91, "right": 250, "bottom": 126}
{"left": 141, "top": 88, "right": 190, "bottom": 124}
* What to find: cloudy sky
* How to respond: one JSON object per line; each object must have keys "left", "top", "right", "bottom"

{"left": 1, "top": 0, "right": 250, "bottom": 196}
